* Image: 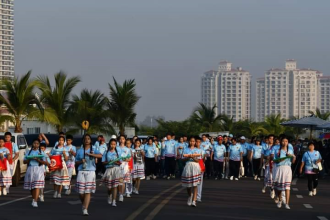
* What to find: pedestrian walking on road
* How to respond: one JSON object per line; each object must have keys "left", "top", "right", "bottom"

{"left": 132, "top": 139, "right": 145, "bottom": 195}
{"left": 0, "top": 138, "right": 12, "bottom": 196}
{"left": 300, "top": 143, "right": 322, "bottom": 197}
{"left": 75, "top": 134, "right": 102, "bottom": 216}
{"left": 228, "top": 138, "right": 243, "bottom": 181}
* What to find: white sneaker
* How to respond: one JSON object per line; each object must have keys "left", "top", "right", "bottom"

{"left": 171, "top": 175, "right": 175, "bottom": 179}
{"left": 254, "top": 175, "right": 258, "bottom": 180}
{"left": 235, "top": 178, "right": 239, "bottom": 181}
{"left": 112, "top": 201, "right": 117, "bottom": 207}
{"left": 134, "top": 190, "right": 139, "bottom": 195}
{"left": 187, "top": 195, "right": 192, "bottom": 206}
{"left": 32, "top": 201, "right": 38, "bottom": 208}
{"left": 197, "top": 199, "right": 202, "bottom": 202}
{"left": 0, "top": 190, "right": 2, "bottom": 196}
{"left": 191, "top": 201, "right": 197, "bottom": 207}
{"left": 83, "top": 209, "right": 89, "bottom": 216}
{"left": 39, "top": 195, "right": 44, "bottom": 202}
{"left": 108, "top": 196, "right": 112, "bottom": 204}
{"left": 309, "top": 191, "right": 313, "bottom": 196}
{"left": 274, "top": 197, "right": 279, "bottom": 204}
{"left": 230, "top": 176, "right": 234, "bottom": 181}
{"left": 215, "top": 177, "right": 218, "bottom": 180}
{"left": 65, "top": 189, "right": 71, "bottom": 195}
{"left": 146, "top": 176, "right": 150, "bottom": 180}
{"left": 53, "top": 191, "right": 58, "bottom": 198}
{"left": 119, "top": 194, "right": 124, "bottom": 202}
{"left": 257, "top": 178, "right": 261, "bottom": 181}
{"left": 270, "top": 190, "right": 275, "bottom": 199}
{"left": 313, "top": 188, "right": 317, "bottom": 196}
{"left": 3, "top": 188, "right": 7, "bottom": 196}
{"left": 262, "top": 186, "right": 266, "bottom": 193}
{"left": 6, "top": 188, "right": 9, "bottom": 194}
{"left": 167, "top": 176, "right": 171, "bottom": 180}
{"left": 163, "top": 175, "right": 167, "bottom": 179}
{"left": 126, "top": 193, "right": 131, "bottom": 198}
{"left": 277, "top": 200, "right": 282, "bottom": 208}
{"left": 152, "top": 175, "right": 157, "bottom": 179}
{"left": 57, "top": 194, "right": 61, "bottom": 199}
{"left": 285, "top": 204, "right": 290, "bottom": 209}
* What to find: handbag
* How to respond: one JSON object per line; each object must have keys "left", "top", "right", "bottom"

{"left": 307, "top": 152, "right": 319, "bottom": 174}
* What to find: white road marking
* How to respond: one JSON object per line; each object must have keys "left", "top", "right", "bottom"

{"left": 125, "top": 182, "right": 181, "bottom": 220}
{"left": 0, "top": 190, "right": 53, "bottom": 207}
{"left": 303, "top": 204, "right": 313, "bottom": 209}
{"left": 292, "top": 188, "right": 298, "bottom": 191}
{"left": 296, "top": 195, "right": 303, "bottom": 198}
{"left": 145, "top": 188, "right": 184, "bottom": 220}
{"left": 317, "top": 217, "right": 328, "bottom": 220}
{"left": 292, "top": 178, "right": 298, "bottom": 185}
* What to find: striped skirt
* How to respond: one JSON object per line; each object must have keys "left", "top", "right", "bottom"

{"left": 273, "top": 165, "right": 292, "bottom": 191}
{"left": 181, "top": 162, "right": 201, "bottom": 187}
{"left": 101, "top": 167, "right": 122, "bottom": 189}
{"left": 50, "top": 161, "right": 70, "bottom": 186}
{"left": 76, "top": 171, "right": 96, "bottom": 194}
{"left": 24, "top": 166, "right": 45, "bottom": 190}
{"left": 0, "top": 160, "right": 12, "bottom": 187}
{"left": 133, "top": 163, "right": 145, "bottom": 179}
{"left": 264, "top": 165, "right": 273, "bottom": 187}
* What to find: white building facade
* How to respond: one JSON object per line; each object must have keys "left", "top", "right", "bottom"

{"left": 0, "top": 0, "right": 14, "bottom": 80}
{"left": 256, "top": 60, "right": 322, "bottom": 122}
{"left": 201, "top": 61, "right": 251, "bottom": 121}
{"left": 318, "top": 76, "right": 330, "bottom": 114}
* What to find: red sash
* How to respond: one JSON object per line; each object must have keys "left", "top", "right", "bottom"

{"left": 4, "top": 142, "right": 13, "bottom": 165}
{"left": 49, "top": 155, "right": 63, "bottom": 171}
{"left": 128, "top": 155, "right": 134, "bottom": 171}
{"left": 199, "top": 159, "right": 205, "bottom": 172}
{"left": 0, "top": 158, "right": 8, "bottom": 171}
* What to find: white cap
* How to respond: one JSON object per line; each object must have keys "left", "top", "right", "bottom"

{"left": 111, "top": 135, "right": 117, "bottom": 139}
{"left": 240, "top": 136, "right": 246, "bottom": 140}
{"left": 164, "top": 137, "right": 167, "bottom": 141}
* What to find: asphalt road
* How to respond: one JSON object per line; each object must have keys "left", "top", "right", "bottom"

{"left": 0, "top": 175, "right": 329, "bottom": 220}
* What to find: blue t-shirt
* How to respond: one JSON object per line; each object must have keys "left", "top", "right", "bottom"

{"left": 175, "top": 142, "right": 186, "bottom": 157}
{"left": 241, "top": 142, "right": 250, "bottom": 157}
{"left": 97, "top": 143, "right": 108, "bottom": 155}
{"left": 228, "top": 144, "right": 243, "bottom": 161}
{"left": 24, "top": 149, "right": 48, "bottom": 166}
{"left": 271, "top": 146, "right": 294, "bottom": 166}
{"left": 65, "top": 145, "right": 76, "bottom": 167}
{"left": 75, "top": 146, "right": 100, "bottom": 171}
{"left": 201, "top": 141, "right": 213, "bottom": 157}
{"left": 0, "top": 147, "right": 10, "bottom": 158}
{"left": 163, "top": 140, "right": 177, "bottom": 157}
{"left": 251, "top": 145, "right": 263, "bottom": 159}
{"left": 213, "top": 144, "right": 227, "bottom": 162}
{"left": 143, "top": 144, "right": 157, "bottom": 158}
{"left": 116, "top": 146, "right": 132, "bottom": 160}
{"left": 102, "top": 150, "right": 120, "bottom": 168}
{"left": 183, "top": 147, "right": 202, "bottom": 163}
{"left": 302, "top": 151, "right": 322, "bottom": 174}
{"left": 50, "top": 146, "right": 69, "bottom": 160}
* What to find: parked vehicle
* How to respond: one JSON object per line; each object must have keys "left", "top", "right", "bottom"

{"left": 0, "top": 133, "right": 28, "bottom": 187}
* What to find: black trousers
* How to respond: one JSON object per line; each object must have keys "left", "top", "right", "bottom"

{"left": 243, "top": 156, "right": 250, "bottom": 177}
{"left": 205, "top": 158, "right": 212, "bottom": 177}
{"left": 213, "top": 160, "right": 224, "bottom": 178}
{"left": 145, "top": 157, "right": 156, "bottom": 176}
{"left": 229, "top": 160, "right": 240, "bottom": 178}
{"left": 306, "top": 174, "right": 319, "bottom": 191}
{"left": 253, "top": 158, "right": 261, "bottom": 177}
{"left": 165, "top": 157, "right": 176, "bottom": 176}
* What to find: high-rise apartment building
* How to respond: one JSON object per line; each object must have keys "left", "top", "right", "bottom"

{"left": 0, "top": 0, "right": 14, "bottom": 80}
{"left": 318, "top": 76, "right": 330, "bottom": 114}
{"left": 256, "top": 60, "right": 322, "bottom": 122}
{"left": 201, "top": 61, "right": 251, "bottom": 121}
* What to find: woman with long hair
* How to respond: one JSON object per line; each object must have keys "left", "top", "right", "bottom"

{"left": 75, "top": 134, "right": 102, "bottom": 216}
{"left": 132, "top": 139, "right": 145, "bottom": 194}
{"left": 181, "top": 136, "right": 202, "bottom": 207}
{"left": 271, "top": 137, "right": 296, "bottom": 209}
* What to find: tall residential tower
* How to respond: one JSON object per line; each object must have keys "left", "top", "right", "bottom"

{"left": 0, "top": 0, "right": 14, "bottom": 80}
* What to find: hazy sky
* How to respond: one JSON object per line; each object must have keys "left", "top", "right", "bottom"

{"left": 15, "top": 0, "right": 330, "bottom": 121}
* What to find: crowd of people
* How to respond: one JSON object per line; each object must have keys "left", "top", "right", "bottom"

{"left": 0, "top": 131, "right": 326, "bottom": 216}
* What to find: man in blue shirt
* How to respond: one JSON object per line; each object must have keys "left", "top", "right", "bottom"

{"left": 201, "top": 134, "right": 213, "bottom": 179}
{"left": 162, "top": 133, "right": 177, "bottom": 179}
{"left": 240, "top": 136, "right": 251, "bottom": 177}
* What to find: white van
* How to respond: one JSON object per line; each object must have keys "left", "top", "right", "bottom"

{"left": 0, "top": 133, "right": 28, "bottom": 186}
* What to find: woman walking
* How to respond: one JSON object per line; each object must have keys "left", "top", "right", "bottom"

{"left": 300, "top": 143, "right": 322, "bottom": 196}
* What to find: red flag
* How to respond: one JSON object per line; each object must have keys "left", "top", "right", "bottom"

{"left": 199, "top": 159, "right": 205, "bottom": 172}
{"left": 128, "top": 156, "right": 134, "bottom": 171}
{"left": 0, "top": 158, "right": 8, "bottom": 171}
{"left": 4, "top": 142, "right": 13, "bottom": 165}
{"left": 49, "top": 155, "right": 63, "bottom": 171}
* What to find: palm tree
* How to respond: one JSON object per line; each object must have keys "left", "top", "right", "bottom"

{"left": 264, "top": 114, "right": 286, "bottom": 136}
{"left": 68, "top": 89, "right": 115, "bottom": 135}
{"left": 219, "top": 114, "right": 235, "bottom": 133}
{"left": 245, "top": 121, "right": 268, "bottom": 137}
{"left": 108, "top": 77, "right": 140, "bottom": 135}
{"left": 308, "top": 108, "right": 330, "bottom": 120}
{"left": 0, "top": 71, "right": 40, "bottom": 132}
{"left": 190, "top": 103, "right": 222, "bottom": 132}
{"left": 36, "top": 72, "right": 81, "bottom": 132}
